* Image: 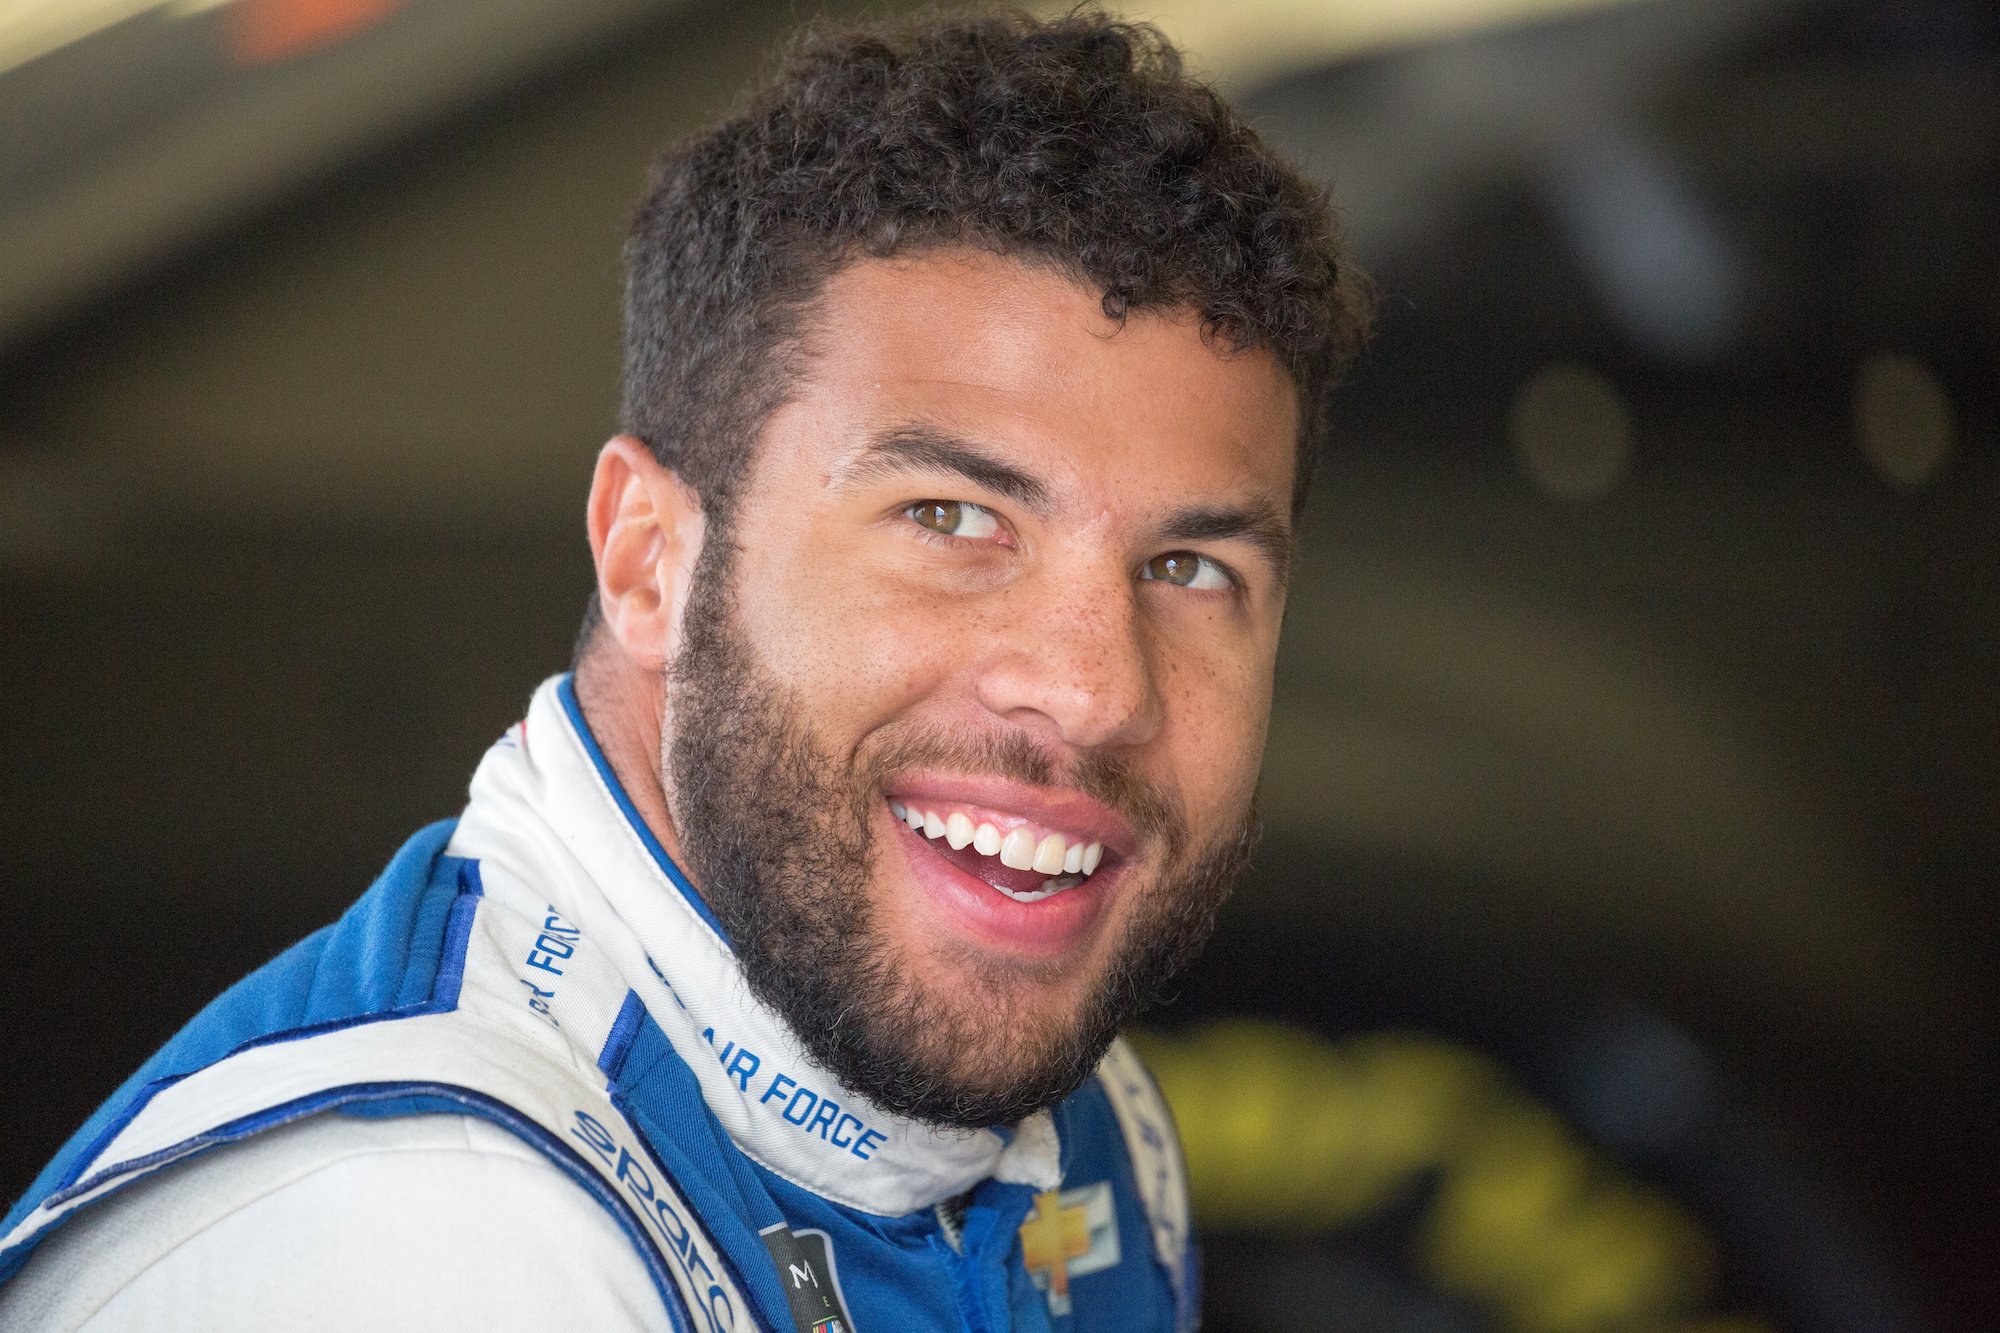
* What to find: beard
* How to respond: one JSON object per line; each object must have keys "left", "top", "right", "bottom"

{"left": 663, "top": 536, "right": 1256, "bottom": 1129}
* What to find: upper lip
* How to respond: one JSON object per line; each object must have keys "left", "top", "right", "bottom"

{"left": 882, "top": 772, "right": 1138, "bottom": 859}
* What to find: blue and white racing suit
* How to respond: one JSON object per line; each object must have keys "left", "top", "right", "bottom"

{"left": 0, "top": 676, "right": 1197, "bottom": 1332}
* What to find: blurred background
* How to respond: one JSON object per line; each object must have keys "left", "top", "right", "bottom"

{"left": 0, "top": 0, "right": 1992, "bottom": 1329}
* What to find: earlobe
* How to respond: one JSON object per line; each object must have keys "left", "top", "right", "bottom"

{"left": 586, "top": 435, "right": 706, "bottom": 670}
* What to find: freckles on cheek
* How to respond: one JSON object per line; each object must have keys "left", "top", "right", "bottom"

{"left": 1159, "top": 651, "right": 1273, "bottom": 792}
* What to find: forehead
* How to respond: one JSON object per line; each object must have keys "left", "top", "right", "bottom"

{"left": 757, "top": 249, "right": 1298, "bottom": 510}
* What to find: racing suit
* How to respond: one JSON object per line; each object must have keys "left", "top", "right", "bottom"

{"left": 0, "top": 676, "right": 1196, "bottom": 1332}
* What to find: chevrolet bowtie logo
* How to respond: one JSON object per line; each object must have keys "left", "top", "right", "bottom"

{"left": 1019, "top": 1182, "right": 1121, "bottom": 1315}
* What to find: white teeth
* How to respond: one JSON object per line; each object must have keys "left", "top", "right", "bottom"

{"left": 899, "top": 801, "right": 1108, "bottom": 880}
{"left": 999, "top": 827, "right": 1038, "bottom": 871}
{"left": 993, "top": 873, "right": 1088, "bottom": 903}
{"left": 994, "top": 879, "right": 1065, "bottom": 903}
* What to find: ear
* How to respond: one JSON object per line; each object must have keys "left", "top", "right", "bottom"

{"left": 586, "top": 435, "right": 707, "bottom": 671}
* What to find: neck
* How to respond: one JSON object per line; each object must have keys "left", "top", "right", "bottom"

{"left": 571, "top": 644, "right": 692, "bottom": 873}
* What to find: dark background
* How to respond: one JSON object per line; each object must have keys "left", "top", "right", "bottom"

{"left": 2, "top": 1, "right": 1992, "bottom": 1329}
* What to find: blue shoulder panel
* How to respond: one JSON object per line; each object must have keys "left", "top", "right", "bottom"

{"left": 2, "top": 820, "right": 467, "bottom": 1239}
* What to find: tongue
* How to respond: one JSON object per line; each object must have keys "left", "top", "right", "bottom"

{"left": 925, "top": 837, "right": 1058, "bottom": 895}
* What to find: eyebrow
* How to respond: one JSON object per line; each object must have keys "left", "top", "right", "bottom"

{"left": 835, "top": 424, "right": 1051, "bottom": 514}
{"left": 1159, "top": 499, "right": 1295, "bottom": 583}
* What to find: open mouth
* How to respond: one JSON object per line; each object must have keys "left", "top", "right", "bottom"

{"left": 888, "top": 799, "right": 1110, "bottom": 903}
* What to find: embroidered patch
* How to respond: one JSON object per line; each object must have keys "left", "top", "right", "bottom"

{"left": 1020, "top": 1181, "right": 1122, "bottom": 1316}
{"left": 761, "top": 1223, "right": 858, "bottom": 1333}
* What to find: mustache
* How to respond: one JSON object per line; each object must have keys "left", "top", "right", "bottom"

{"left": 860, "top": 722, "right": 1184, "bottom": 856}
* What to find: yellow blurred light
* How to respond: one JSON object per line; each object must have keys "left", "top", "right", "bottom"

{"left": 0, "top": 0, "right": 227, "bottom": 76}
{"left": 1140, "top": 1021, "right": 1764, "bottom": 1332}
{"left": 0, "top": 0, "right": 246, "bottom": 77}
{"left": 0, "top": 1, "right": 157, "bottom": 76}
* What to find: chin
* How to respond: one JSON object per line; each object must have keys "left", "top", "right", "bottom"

{"left": 883, "top": 946, "right": 1118, "bottom": 1120}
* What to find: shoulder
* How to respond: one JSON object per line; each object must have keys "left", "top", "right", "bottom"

{"left": 0, "top": 1112, "right": 663, "bottom": 1332}
{"left": 1, "top": 824, "right": 480, "bottom": 1262}
{"left": 1061, "top": 1037, "right": 1199, "bottom": 1329}
{"left": 1088, "top": 1036, "right": 1192, "bottom": 1227}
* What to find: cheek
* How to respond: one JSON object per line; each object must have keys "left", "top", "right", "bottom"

{"left": 742, "top": 556, "right": 988, "bottom": 731}
{"left": 1155, "top": 634, "right": 1276, "bottom": 812}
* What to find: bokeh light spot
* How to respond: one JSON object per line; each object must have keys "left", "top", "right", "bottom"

{"left": 1854, "top": 352, "right": 1953, "bottom": 490}
{"left": 1508, "top": 362, "right": 1633, "bottom": 501}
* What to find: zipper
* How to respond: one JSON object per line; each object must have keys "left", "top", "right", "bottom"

{"left": 935, "top": 1191, "right": 969, "bottom": 1252}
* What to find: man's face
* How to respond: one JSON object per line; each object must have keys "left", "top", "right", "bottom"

{"left": 663, "top": 250, "right": 1298, "bottom": 1127}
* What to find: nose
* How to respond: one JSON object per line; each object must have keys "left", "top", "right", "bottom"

{"left": 971, "top": 572, "right": 1163, "bottom": 752}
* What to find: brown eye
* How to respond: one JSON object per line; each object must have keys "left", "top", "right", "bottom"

{"left": 1140, "top": 551, "right": 1230, "bottom": 590}
{"left": 903, "top": 500, "right": 1000, "bottom": 540}
{"left": 909, "top": 500, "right": 962, "bottom": 532}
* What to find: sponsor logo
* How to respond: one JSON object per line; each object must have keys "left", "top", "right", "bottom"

{"left": 1020, "top": 1182, "right": 1121, "bottom": 1316}
{"left": 570, "top": 1110, "right": 740, "bottom": 1332}
{"left": 761, "top": 1222, "right": 860, "bottom": 1333}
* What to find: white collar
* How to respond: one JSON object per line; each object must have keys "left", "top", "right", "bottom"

{"left": 449, "top": 674, "right": 1061, "bottom": 1216}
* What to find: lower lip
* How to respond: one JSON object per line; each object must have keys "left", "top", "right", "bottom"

{"left": 886, "top": 807, "right": 1114, "bottom": 959}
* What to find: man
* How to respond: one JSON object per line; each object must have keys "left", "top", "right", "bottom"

{"left": 0, "top": 10, "right": 1366, "bottom": 1330}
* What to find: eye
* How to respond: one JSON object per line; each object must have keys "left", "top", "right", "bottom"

{"left": 1140, "top": 551, "right": 1233, "bottom": 591}
{"left": 905, "top": 500, "right": 1001, "bottom": 541}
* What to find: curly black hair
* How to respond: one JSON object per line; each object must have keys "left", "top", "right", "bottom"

{"left": 620, "top": 6, "right": 1370, "bottom": 521}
